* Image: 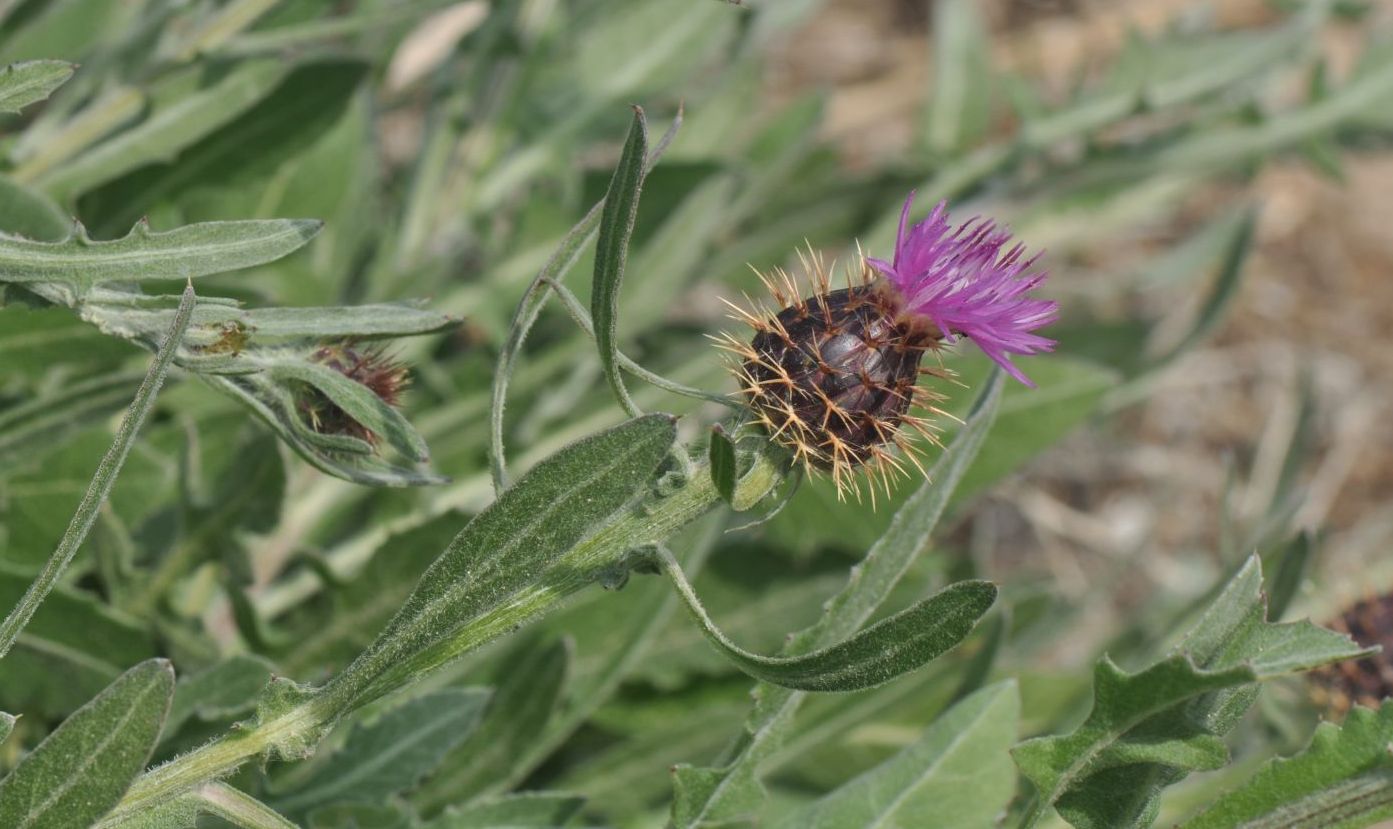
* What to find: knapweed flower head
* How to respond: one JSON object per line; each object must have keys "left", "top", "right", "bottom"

{"left": 721, "top": 195, "right": 1056, "bottom": 501}
{"left": 1310, "top": 591, "right": 1393, "bottom": 716}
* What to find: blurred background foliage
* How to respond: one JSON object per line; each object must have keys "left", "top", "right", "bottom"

{"left": 1, "top": 0, "right": 1392, "bottom": 826}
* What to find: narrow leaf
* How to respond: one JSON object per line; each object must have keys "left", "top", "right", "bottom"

{"left": 660, "top": 546, "right": 995, "bottom": 691}
{"left": 0, "top": 60, "right": 76, "bottom": 114}
{"left": 0, "top": 219, "right": 321, "bottom": 291}
{"left": 671, "top": 373, "right": 1004, "bottom": 828}
{"left": 326, "top": 413, "right": 678, "bottom": 711}
{"left": 489, "top": 108, "right": 682, "bottom": 490}
{"left": 773, "top": 681, "right": 1019, "bottom": 829}
{"left": 272, "top": 689, "right": 490, "bottom": 818}
{"left": 0, "top": 659, "right": 175, "bottom": 829}
{"left": 591, "top": 105, "right": 649, "bottom": 417}
{"left": 1182, "top": 700, "right": 1393, "bottom": 829}
{"left": 0, "top": 284, "right": 194, "bottom": 662}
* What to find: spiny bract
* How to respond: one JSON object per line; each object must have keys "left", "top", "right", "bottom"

{"left": 718, "top": 251, "right": 948, "bottom": 503}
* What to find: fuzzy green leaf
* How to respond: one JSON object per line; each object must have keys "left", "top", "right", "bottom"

{"left": 0, "top": 60, "right": 75, "bottom": 114}
{"left": 0, "top": 711, "right": 14, "bottom": 745}
{"left": 661, "top": 545, "right": 996, "bottom": 692}
{"left": 0, "top": 659, "right": 174, "bottom": 829}
{"left": 271, "top": 689, "right": 490, "bottom": 818}
{"left": 591, "top": 105, "right": 648, "bottom": 417}
{"left": 671, "top": 373, "right": 1004, "bottom": 828}
{"left": 1013, "top": 556, "right": 1370, "bottom": 828}
{"left": 772, "top": 681, "right": 1019, "bottom": 829}
{"left": 326, "top": 413, "right": 678, "bottom": 711}
{"left": 1181, "top": 701, "right": 1393, "bottom": 829}
{"left": 0, "top": 219, "right": 321, "bottom": 291}
{"left": 422, "top": 792, "right": 585, "bottom": 829}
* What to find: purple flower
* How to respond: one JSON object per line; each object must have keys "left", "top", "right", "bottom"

{"left": 867, "top": 193, "right": 1058, "bottom": 387}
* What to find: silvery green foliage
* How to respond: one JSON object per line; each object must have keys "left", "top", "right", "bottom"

{"left": 2, "top": 2, "right": 1392, "bottom": 829}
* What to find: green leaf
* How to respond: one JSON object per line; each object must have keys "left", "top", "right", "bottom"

{"left": 708, "top": 425, "right": 738, "bottom": 506}
{"left": 34, "top": 59, "right": 292, "bottom": 202}
{"left": 0, "top": 659, "right": 175, "bottom": 829}
{"left": 1181, "top": 700, "right": 1393, "bottom": 829}
{"left": 325, "top": 413, "right": 678, "bottom": 712}
{"left": 660, "top": 545, "right": 996, "bottom": 691}
{"left": 772, "top": 681, "right": 1019, "bottom": 829}
{"left": 0, "top": 60, "right": 75, "bottom": 114}
{"left": 671, "top": 373, "right": 1004, "bottom": 828}
{"left": 0, "top": 564, "right": 156, "bottom": 718}
{"left": 1012, "top": 556, "right": 1370, "bottom": 828}
{"left": 423, "top": 792, "right": 586, "bottom": 829}
{"left": 489, "top": 109, "right": 684, "bottom": 490}
{"left": 307, "top": 802, "right": 412, "bottom": 829}
{"left": 0, "top": 711, "right": 14, "bottom": 745}
{"left": 271, "top": 689, "right": 490, "bottom": 818}
{"left": 0, "top": 284, "right": 194, "bottom": 662}
{"left": 0, "top": 219, "right": 321, "bottom": 291}
{"left": 591, "top": 105, "right": 649, "bottom": 417}
{"left": 414, "top": 636, "right": 571, "bottom": 811}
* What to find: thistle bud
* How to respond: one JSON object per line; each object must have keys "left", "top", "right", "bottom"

{"left": 299, "top": 343, "right": 410, "bottom": 446}
{"left": 722, "top": 195, "right": 1058, "bottom": 500}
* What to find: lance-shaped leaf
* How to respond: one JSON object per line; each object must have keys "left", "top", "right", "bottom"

{"left": 1181, "top": 700, "right": 1393, "bottom": 829}
{"left": 591, "top": 105, "right": 648, "bottom": 416}
{"left": 660, "top": 545, "right": 996, "bottom": 692}
{"left": 1012, "top": 556, "right": 1370, "bottom": 829}
{"left": 323, "top": 413, "right": 678, "bottom": 712}
{"left": 271, "top": 689, "right": 490, "bottom": 819}
{"left": 772, "top": 681, "right": 1019, "bottom": 829}
{"left": 671, "top": 373, "right": 1004, "bottom": 828}
{"left": 0, "top": 60, "right": 75, "bottom": 114}
{"left": 0, "top": 659, "right": 174, "bottom": 829}
{"left": 0, "top": 218, "right": 321, "bottom": 292}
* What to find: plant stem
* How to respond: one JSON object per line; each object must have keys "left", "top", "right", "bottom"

{"left": 100, "top": 445, "right": 785, "bottom": 819}
{"left": 0, "top": 284, "right": 195, "bottom": 661}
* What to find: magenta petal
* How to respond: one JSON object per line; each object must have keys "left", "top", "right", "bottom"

{"left": 876, "top": 194, "right": 1057, "bottom": 385}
